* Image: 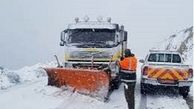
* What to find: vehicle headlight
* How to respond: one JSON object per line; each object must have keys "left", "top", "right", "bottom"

{"left": 109, "top": 62, "right": 119, "bottom": 74}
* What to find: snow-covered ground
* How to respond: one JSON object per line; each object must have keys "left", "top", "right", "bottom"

{"left": 0, "top": 62, "right": 190, "bottom": 109}
{"left": 0, "top": 63, "right": 133, "bottom": 109}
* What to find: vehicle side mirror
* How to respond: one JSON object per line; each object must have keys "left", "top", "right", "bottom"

{"left": 139, "top": 59, "right": 145, "bottom": 63}
{"left": 182, "top": 58, "right": 185, "bottom": 62}
{"left": 60, "top": 30, "right": 67, "bottom": 46}
{"left": 120, "top": 25, "right": 124, "bottom": 31}
{"left": 60, "top": 41, "right": 65, "bottom": 46}
{"left": 61, "top": 31, "right": 66, "bottom": 42}
{"left": 124, "top": 31, "right": 127, "bottom": 41}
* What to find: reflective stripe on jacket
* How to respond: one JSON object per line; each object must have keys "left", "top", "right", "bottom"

{"left": 119, "top": 71, "right": 136, "bottom": 82}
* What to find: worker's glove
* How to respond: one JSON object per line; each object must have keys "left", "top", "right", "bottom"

{"left": 120, "top": 57, "right": 124, "bottom": 61}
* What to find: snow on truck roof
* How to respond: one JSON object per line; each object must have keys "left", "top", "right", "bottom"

{"left": 67, "top": 21, "right": 118, "bottom": 29}
{"left": 149, "top": 50, "right": 180, "bottom": 54}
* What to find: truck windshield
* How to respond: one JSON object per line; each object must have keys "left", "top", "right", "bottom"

{"left": 67, "top": 29, "right": 116, "bottom": 48}
{"left": 148, "top": 53, "right": 181, "bottom": 63}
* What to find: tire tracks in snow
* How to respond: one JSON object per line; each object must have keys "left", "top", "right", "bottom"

{"left": 184, "top": 95, "right": 193, "bottom": 109}
{"left": 136, "top": 81, "right": 147, "bottom": 109}
{"left": 139, "top": 87, "right": 191, "bottom": 109}
{"left": 139, "top": 93, "right": 147, "bottom": 109}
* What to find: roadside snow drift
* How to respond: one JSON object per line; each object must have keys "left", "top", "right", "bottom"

{"left": 0, "top": 62, "right": 57, "bottom": 90}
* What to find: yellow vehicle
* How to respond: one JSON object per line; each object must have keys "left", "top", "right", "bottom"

{"left": 45, "top": 17, "right": 128, "bottom": 101}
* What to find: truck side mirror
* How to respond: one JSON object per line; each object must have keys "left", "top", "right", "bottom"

{"left": 124, "top": 31, "right": 127, "bottom": 41}
{"left": 61, "top": 31, "right": 66, "bottom": 42}
{"left": 120, "top": 25, "right": 124, "bottom": 31}
{"left": 182, "top": 57, "right": 185, "bottom": 62}
{"left": 139, "top": 59, "right": 145, "bottom": 63}
{"left": 60, "top": 30, "right": 67, "bottom": 46}
{"left": 60, "top": 41, "right": 65, "bottom": 46}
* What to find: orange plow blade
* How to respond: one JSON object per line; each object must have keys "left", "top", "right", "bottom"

{"left": 44, "top": 68, "right": 110, "bottom": 100}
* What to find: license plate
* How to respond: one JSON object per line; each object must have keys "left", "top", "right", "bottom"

{"left": 158, "top": 79, "right": 176, "bottom": 84}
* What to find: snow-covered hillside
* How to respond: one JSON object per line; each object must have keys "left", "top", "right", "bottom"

{"left": 155, "top": 26, "right": 193, "bottom": 65}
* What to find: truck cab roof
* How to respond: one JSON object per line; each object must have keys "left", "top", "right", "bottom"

{"left": 149, "top": 50, "right": 180, "bottom": 55}
{"left": 67, "top": 21, "right": 119, "bottom": 30}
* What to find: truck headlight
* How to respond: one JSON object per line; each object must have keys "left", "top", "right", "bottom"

{"left": 109, "top": 62, "right": 119, "bottom": 74}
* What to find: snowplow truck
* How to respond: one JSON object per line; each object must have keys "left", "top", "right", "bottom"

{"left": 45, "top": 18, "right": 128, "bottom": 101}
{"left": 140, "top": 50, "right": 193, "bottom": 97}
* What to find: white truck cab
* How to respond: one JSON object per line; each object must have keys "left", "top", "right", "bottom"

{"left": 59, "top": 17, "right": 128, "bottom": 89}
{"left": 60, "top": 18, "right": 127, "bottom": 73}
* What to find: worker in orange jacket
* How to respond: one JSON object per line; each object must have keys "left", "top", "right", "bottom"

{"left": 119, "top": 49, "right": 137, "bottom": 109}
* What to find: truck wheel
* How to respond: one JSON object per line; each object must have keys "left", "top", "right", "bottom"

{"left": 140, "top": 83, "right": 147, "bottom": 94}
{"left": 179, "top": 87, "right": 190, "bottom": 98}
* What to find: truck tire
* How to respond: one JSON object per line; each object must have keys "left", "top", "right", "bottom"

{"left": 140, "top": 83, "right": 147, "bottom": 94}
{"left": 179, "top": 87, "right": 190, "bottom": 98}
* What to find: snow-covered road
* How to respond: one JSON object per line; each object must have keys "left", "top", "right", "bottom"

{"left": 0, "top": 77, "right": 138, "bottom": 109}
{"left": 141, "top": 90, "right": 190, "bottom": 109}
{"left": 0, "top": 63, "right": 192, "bottom": 109}
{"left": 0, "top": 78, "right": 63, "bottom": 109}
{"left": 0, "top": 74, "right": 191, "bottom": 109}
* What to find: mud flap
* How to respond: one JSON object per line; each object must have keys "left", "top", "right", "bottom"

{"left": 44, "top": 68, "right": 110, "bottom": 100}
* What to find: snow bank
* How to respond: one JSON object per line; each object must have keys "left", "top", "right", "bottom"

{"left": 0, "top": 68, "right": 20, "bottom": 89}
{"left": 0, "top": 61, "right": 57, "bottom": 90}
{"left": 14, "top": 63, "right": 47, "bottom": 82}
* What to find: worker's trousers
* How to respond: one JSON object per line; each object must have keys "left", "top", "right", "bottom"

{"left": 124, "top": 81, "right": 136, "bottom": 109}
{"left": 119, "top": 70, "right": 136, "bottom": 109}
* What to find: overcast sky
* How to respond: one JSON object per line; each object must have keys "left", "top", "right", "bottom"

{"left": 0, "top": 0, "right": 192, "bottom": 69}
